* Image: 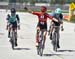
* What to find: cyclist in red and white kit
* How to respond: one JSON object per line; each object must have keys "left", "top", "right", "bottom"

{"left": 24, "top": 6, "right": 59, "bottom": 47}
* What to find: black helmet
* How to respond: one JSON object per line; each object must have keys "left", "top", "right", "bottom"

{"left": 11, "top": 8, "right": 16, "bottom": 13}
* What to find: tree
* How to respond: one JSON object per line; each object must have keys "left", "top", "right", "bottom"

{"left": 59, "top": 0, "right": 65, "bottom": 5}
{"left": 50, "top": 0, "right": 56, "bottom": 4}
{"left": 50, "top": 0, "right": 65, "bottom": 5}
{"left": 23, "top": 0, "right": 28, "bottom": 3}
{"left": 30, "top": 0, "right": 36, "bottom": 6}
{"left": 9, "top": 0, "right": 16, "bottom": 3}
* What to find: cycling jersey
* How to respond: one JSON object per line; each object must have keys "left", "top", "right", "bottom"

{"left": 9, "top": 15, "right": 16, "bottom": 23}
{"left": 32, "top": 12, "right": 53, "bottom": 23}
{"left": 51, "top": 13, "right": 63, "bottom": 26}
{"left": 50, "top": 12, "right": 63, "bottom": 19}
{"left": 7, "top": 14, "right": 20, "bottom": 23}
{"left": 6, "top": 14, "right": 20, "bottom": 29}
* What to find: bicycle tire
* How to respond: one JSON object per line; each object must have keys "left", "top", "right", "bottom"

{"left": 40, "top": 40, "right": 44, "bottom": 56}
{"left": 37, "top": 46, "right": 40, "bottom": 55}
{"left": 52, "top": 32, "right": 57, "bottom": 52}
{"left": 39, "top": 33, "right": 45, "bottom": 56}
{"left": 11, "top": 31, "right": 15, "bottom": 50}
{"left": 36, "top": 30, "right": 45, "bottom": 56}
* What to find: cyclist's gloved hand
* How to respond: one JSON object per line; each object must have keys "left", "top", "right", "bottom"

{"left": 24, "top": 7, "right": 28, "bottom": 11}
{"left": 17, "top": 23, "right": 20, "bottom": 30}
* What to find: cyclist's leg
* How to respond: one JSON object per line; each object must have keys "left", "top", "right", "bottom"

{"left": 49, "top": 21, "right": 53, "bottom": 34}
{"left": 50, "top": 23, "right": 54, "bottom": 40}
{"left": 42, "top": 23, "right": 47, "bottom": 48}
{"left": 43, "top": 30, "right": 47, "bottom": 46}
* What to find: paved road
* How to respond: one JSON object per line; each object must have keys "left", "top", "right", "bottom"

{"left": 0, "top": 11, "right": 75, "bottom": 59}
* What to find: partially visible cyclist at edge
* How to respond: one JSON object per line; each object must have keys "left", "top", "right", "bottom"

{"left": 24, "top": 6, "right": 60, "bottom": 47}
{"left": 49, "top": 8, "right": 64, "bottom": 48}
{"left": 6, "top": 8, "right": 20, "bottom": 46}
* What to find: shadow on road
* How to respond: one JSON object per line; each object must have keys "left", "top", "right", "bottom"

{"left": 43, "top": 49, "right": 75, "bottom": 57}
{"left": 44, "top": 53, "right": 62, "bottom": 56}
{"left": 13, "top": 48, "right": 31, "bottom": 50}
{"left": 0, "top": 33, "right": 4, "bottom": 35}
{"left": 57, "top": 50, "right": 75, "bottom": 52}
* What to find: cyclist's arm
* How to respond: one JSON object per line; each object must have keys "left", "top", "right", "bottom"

{"left": 27, "top": 9, "right": 33, "bottom": 13}
{"left": 50, "top": 20, "right": 53, "bottom": 25}
{"left": 6, "top": 14, "right": 10, "bottom": 30}
{"left": 6, "top": 14, "right": 10, "bottom": 21}
{"left": 16, "top": 14, "right": 20, "bottom": 23}
{"left": 27, "top": 9, "right": 40, "bottom": 15}
{"left": 53, "top": 18, "right": 59, "bottom": 22}
{"left": 47, "top": 14, "right": 58, "bottom": 22}
{"left": 24, "top": 7, "right": 39, "bottom": 15}
{"left": 60, "top": 14, "right": 64, "bottom": 30}
{"left": 6, "top": 14, "right": 10, "bottom": 24}
{"left": 24, "top": 7, "right": 33, "bottom": 13}
{"left": 16, "top": 14, "right": 20, "bottom": 29}
{"left": 60, "top": 13, "right": 63, "bottom": 20}
{"left": 60, "top": 14, "right": 63, "bottom": 22}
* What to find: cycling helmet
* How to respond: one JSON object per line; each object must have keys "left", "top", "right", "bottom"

{"left": 55, "top": 8, "right": 62, "bottom": 14}
{"left": 41, "top": 6, "right": 47, "bottom": 12}
{"left": 11, "top": 8, "right": 16, "bottom": 13}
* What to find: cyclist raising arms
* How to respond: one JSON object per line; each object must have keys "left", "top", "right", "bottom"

{"left": 6, "top": 8, "right": 20, "bottom": 46}
{"left": 49, "top": 8, "right": 64, "bottom": 48}
{"left": 24, "top": 6, "right": 59, "bottom": 47}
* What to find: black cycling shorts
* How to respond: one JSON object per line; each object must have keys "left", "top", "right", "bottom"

{"left": 9, "top": 21, "right": 17, "bottom": 29}
{"left": 37, "top": 22, "right": 47, "bottom": 30}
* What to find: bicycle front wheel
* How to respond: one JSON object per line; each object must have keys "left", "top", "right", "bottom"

{"left": 11, "top": 31, "right": 16, "bottom": 50}
{"left": 52, "top": 33, "right": 57, "bottom": 52}
{"left": 39, "top": 36, "right": 45, "bottom": 56}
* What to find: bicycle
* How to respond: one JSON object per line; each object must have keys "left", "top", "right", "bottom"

{"left": 9, "top": 25, "right": 17, "bottom": 50}
{"left": 51, "top": 26, "right": 60, "bottom": 52}
{"left": 37, "top": 29, "right": 45, "bottom": 56}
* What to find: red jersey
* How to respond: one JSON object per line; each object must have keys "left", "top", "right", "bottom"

{"left": 32, "top": 12, "right": 53, "bottom": 23}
